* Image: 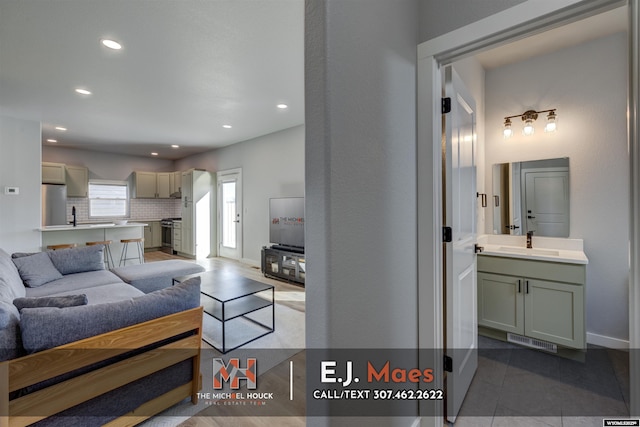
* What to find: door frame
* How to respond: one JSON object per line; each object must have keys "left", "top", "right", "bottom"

{"left": 417, "top": 0, "right": 639, "bottom": 425}
{"left": 216, "top": 168, "right": 243, "bottom": 260}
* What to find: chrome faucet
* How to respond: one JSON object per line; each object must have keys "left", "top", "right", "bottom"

{"left": 526, "top": 231, "right": 534, "bottom": 249}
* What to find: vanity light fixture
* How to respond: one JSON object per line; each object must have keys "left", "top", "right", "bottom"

{"left": 503, "top": 109, "right": 557, "bottom": 138}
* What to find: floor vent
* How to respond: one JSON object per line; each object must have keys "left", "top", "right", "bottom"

{"left": 507, "top": 333, "right": 558, "bottom": 353}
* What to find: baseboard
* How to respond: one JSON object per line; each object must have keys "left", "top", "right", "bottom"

{"left": 241, "top": 257, "right": 260, "bottom": 268}
{"left": 587, "top": 332, "right": 629, "bottom": 350}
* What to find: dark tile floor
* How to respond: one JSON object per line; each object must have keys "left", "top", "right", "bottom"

{"left": 454, "top": 336, "right": 630, "bottom": 427}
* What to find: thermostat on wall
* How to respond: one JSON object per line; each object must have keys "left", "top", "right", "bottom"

{"left": 4, "top": 187, "right": 19, "bottom": 195}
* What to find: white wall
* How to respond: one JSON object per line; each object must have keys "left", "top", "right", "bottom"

{"left": 484, "top": 32, "right": 629, "bottom": 343}
{"left": 305, "top": 0, "right": 418, "bottom": 424}
{"left": 0, "top": 116, "right": 42, "bottom": 252}
{"left": 42, "top": 145, "right": 175, "bottom": 181}
{"left": 175, "top": 125, "right": 304, "bottom": 264}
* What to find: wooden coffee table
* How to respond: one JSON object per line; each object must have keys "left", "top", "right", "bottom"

{"left": 173, "top": 270, "right": 275, "bottom": 353}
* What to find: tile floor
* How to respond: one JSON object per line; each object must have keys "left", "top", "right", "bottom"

{"left": 454, "top": 336, "right": 630, "bottom": 427}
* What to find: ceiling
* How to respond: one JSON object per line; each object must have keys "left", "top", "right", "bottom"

{"left": 0, "top": 0, "right": 304, "bottom": 160}
{"left": 475, "top": 6, "right": 627, "bottom": 69}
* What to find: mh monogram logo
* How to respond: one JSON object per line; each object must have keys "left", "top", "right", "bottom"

{"left": 213, "top": 358, "right": 257, "bottom": 390}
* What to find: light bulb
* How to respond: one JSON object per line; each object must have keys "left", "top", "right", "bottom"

{"left": 545, "top": 111, "right": 557, "bottom": 132}
{"left": 503, "top": 118, "right": 513, "bottom": 138}
{"left": 523, "top": 119, "right": 535, "bottom": 136}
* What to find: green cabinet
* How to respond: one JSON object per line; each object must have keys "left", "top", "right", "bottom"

{"left": 478, "top": 255, "right": 585, "bottom": 349}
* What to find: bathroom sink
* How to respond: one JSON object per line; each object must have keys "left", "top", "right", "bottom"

{"left": 497, "top": 246, "right": 560, "bottom": 257}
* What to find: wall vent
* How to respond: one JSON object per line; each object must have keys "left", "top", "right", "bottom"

{"left": 507, "top": 333, "right": 558, "bottom": 353}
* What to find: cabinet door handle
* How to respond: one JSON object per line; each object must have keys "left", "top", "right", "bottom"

{"left": 526, "top": 280, "right": 529, "bottom": 294}
{"left": 518, "top": 280, "right": 521, "bottom": 293}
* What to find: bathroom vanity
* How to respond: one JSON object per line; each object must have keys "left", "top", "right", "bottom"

{"left": 477, "top": 235, "right": 588, "bottom": 355}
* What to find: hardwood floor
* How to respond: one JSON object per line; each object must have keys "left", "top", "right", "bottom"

{"left": 144, "top": 250, "right": 305, "bottom": 313}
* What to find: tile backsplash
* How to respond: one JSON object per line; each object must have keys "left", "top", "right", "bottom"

{"left": 67, "top": 198, "right": 182, "bottom": 223}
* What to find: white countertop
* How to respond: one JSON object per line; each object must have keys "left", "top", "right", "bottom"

{"left": 40, "top": 222, "right": 148, "bottom": 231}
{"left": 478, "top": 234, "right": 589, "bottom": 264}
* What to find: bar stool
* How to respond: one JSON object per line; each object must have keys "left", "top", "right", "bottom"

{"left": 119, "top": 238, "right": 145, "bottom": 266}
{"left": 86, "top": 240, "right": 115, "bottom": 270}
{"left": 47, "top": 243, "right": 77, "bottom": 250}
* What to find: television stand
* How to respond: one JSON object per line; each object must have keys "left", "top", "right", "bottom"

{"left": 261, "top": 246, "right": 305, "bottom": 285}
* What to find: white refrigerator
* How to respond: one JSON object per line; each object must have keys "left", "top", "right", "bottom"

{"left": 180, "top": 169, "right": 213, "bottom": 259}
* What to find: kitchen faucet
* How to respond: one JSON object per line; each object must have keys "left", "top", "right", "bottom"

{"left": 71, "top": 206, "right": 77, "bottom": 227}
{"left": 526, "top": 231, "right": 534, "bottom": 249}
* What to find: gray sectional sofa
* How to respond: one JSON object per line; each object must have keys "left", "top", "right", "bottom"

{"left": 0, "top": 245, "right": 206, "bottom": 426}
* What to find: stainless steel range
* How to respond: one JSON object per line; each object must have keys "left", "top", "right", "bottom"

{"left": 160, "top": 217, "right": 181, "bottom": 254}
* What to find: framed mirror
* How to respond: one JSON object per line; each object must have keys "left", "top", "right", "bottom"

{"left": 492, "top": 157, "right": 569, "bottom": 237}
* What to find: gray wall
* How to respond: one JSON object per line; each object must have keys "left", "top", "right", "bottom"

{"left": 305, "top": 0, "right": 419, "bottom": 423}
{"left": 419, "top": 0, "right": 526, "bottom": 42}
{"left": 176, "top": 125, "right": 304, "bottom": 264}
{"left": 484, "top": 32, "right": 629, "bottom": 342}
{"left": 0, "top": 116, "right": 42, "bottom": 252}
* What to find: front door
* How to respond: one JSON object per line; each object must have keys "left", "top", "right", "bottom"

{"left": 443, "top": 66, "right": 478, "bottom": 423}
{"left": 217, "top": 169, "right": 242, "bottom": 260}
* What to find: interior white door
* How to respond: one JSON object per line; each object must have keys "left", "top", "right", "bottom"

{"left": 217, "top": 169, "right": 242, "bottom": 260}
{"left": 443, "top": 66, "right": 478, "bottom": 423}
{"left": 523, "top": 170, "right": 569, "bottom": 237}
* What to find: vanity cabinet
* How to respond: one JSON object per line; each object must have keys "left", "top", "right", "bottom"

{"left": 478, "top": 255, "right": 585, "bottom": 349}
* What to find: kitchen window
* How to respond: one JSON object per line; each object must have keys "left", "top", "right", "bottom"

{"left": 88, "top": 180, "right": 129, "bottom": 218}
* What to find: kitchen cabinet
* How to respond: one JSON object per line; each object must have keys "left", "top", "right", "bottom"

{"left": 143, "top": 221, "right": 162, "bottom": 249}
{"left": 173, "top": 220, "right": 182, "bottom": 253}
{"left": 65, "top": 165, "right": 88, "bottom": 197}
{"left": 178, "top": 169, "right": 212, "bottom": 258}
{"left": 133, "top": 171, "right": 158, "bottom": 198}
{"left": 171, "top": 171, "right": 182, "bottom": 196}
{"left": 42, "top": 162, "right": 66, "bottom": 184}
{"left": 477, "top": 255, "right": 585, "bottom": 349}
{"left": 156, "top": 172, "right": 172, "bottom": 198}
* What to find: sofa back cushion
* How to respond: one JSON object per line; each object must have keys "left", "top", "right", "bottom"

{"left": 12, "top": 252, "right": 64, "bottom": 288}
{"left": 0, "top": 249, "right": 26, "bottom": 302}
{"left": 20, "top": 276, "right": 201, "bottom": 353}
{"left": 48, "top": 245, "right": 105, "bottom": 275}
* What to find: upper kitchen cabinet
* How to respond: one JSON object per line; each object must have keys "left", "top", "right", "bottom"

{"left": 133, "top": 171, "right": 158, "bottom": 198}
{"left": 133, "top": 171, "right": 181, "bottom": 199}
{"left": 172, "top": 171, "right": 182, "bottom": 196}
{"left": 65, "top": 165, "right": 88, "bottom": 197}
{"left": 157, "top": 172, "right": 172, "bottom": 198}
{"left": 42, "top": 162, "right": 66, "bottom": 184}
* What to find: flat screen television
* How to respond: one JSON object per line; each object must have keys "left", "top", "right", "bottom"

{"left": 269, "top": 197, "right": 304, "bottom": 250}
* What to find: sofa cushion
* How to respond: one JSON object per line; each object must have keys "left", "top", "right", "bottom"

{"left": 111, "top": 260, "right": 206, "bottom": 293}
{"left": 0, "top": 249, "right": 27, "bottom": 301}
{"left": 24, "top": 270, "right": 124, "bottom": 298}
{"left": 44, "top": 283, "right": 144, "bottom": 305}
{"left": 13, "top": 294, "right": 88, "bottom": 311}
{"left": 12, "top": 252, "right": 64, "bottom": 288}
{"left": 0, "top": 300, "right": 22, "bottom": 361}
{"left": 48, "top": 245, "right": 105, "bottom": 275}
{"left": 20, "top": 276, "right": 201, "bottom": 353}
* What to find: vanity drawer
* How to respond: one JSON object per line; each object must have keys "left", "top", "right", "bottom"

{"left": 478, "top": 255, "right": 585, "bottom": 285}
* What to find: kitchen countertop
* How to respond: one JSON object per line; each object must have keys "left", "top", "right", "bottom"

{"left": 40, "top": 222, "right": 148, "bottom": 231}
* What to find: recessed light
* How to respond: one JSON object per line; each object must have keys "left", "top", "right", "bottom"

{"left": 171, "top": 144, "right": 180, "bottom": 149}
{"left": 151, "top": 152, "right": 158, "bottom": 156}
{"left": 55, "top": 126, "right": 67, "bottom": 131}
{"left": 47, "top": 139, "right": 57, "bottom": 143}
{"left": 75, "top": 88, "right": 92, "bottom": 95}
{"left": 277, "top": 104, "right": 288, "bottom": 109}
{"left": 222, "top": 124, "right": 232, "bottom": 129}
{"left": 101, "top": 39, "right": 122, "bottom": 50}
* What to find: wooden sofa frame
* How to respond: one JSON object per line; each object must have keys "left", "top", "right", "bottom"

{"left": 0, "top": 306, "right": 203, "bottom": 427}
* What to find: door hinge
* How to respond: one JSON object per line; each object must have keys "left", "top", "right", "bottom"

{"left": 443, "top": 355, "right": 453, "bottom": 372}
{"left": 442, "top": 97, "right": 452, "bottom": 114}
{"left": 442, "top": 226, "right": 452, "bottom": 243}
